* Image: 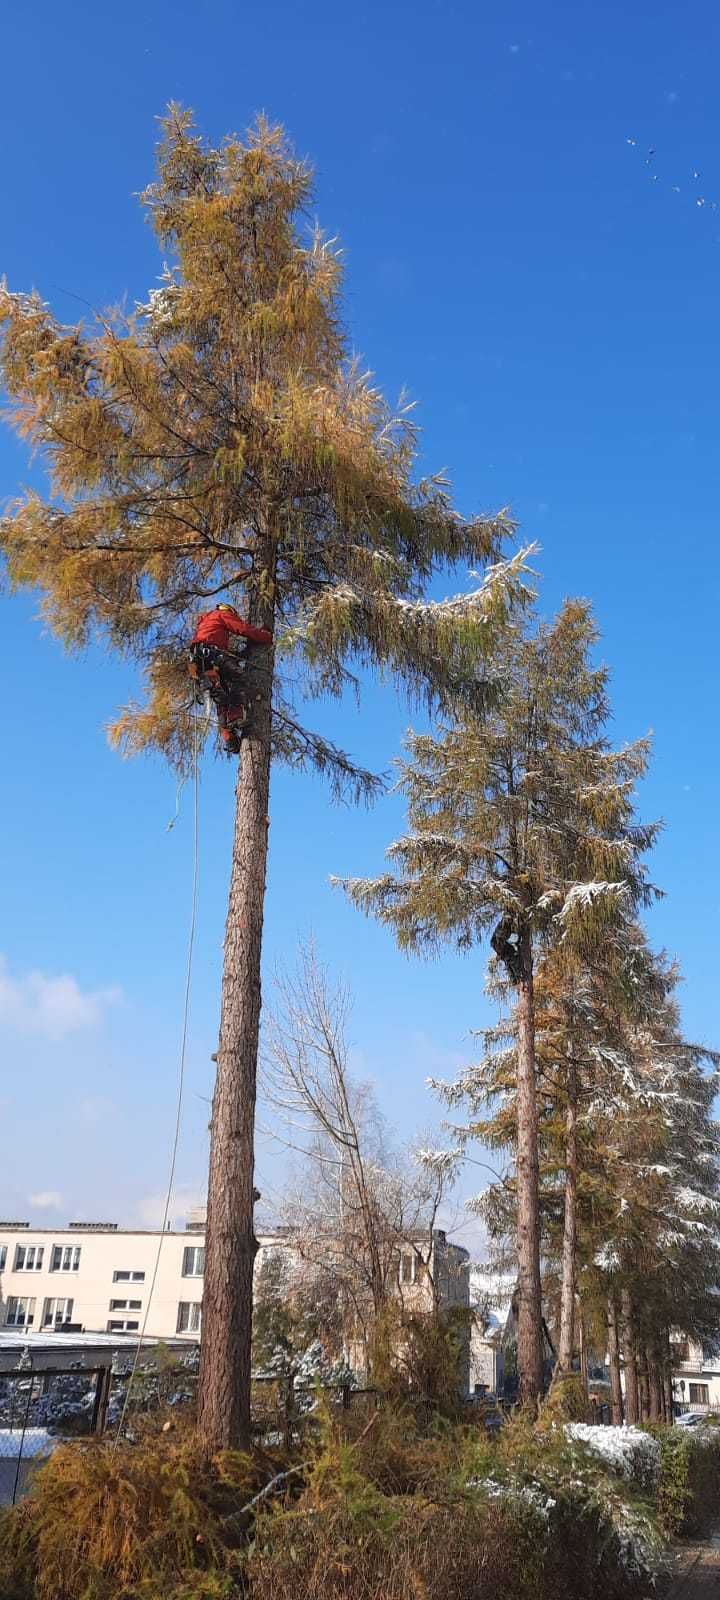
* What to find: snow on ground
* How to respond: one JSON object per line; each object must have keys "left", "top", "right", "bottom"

{"left": 0, "top": 1430, "right": 57, "bottom": 1507}
{"left": 0, "top": 1428, "right": 55, "bottom": 1459}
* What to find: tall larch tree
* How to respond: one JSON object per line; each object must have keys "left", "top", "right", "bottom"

{"left": 0, "top": 108, "right": 530, "bottom": 1451}
{"left": 531, "top": 931, "right": 667, "bottom": 1377}
{"left": 430, "top": 936, "right": 665, "bottom": 1390}
{"left": 587, "top": 968, "right": 720, "bottom": 1423}
{"left": 340, "top": 599, "right": 656, "bottom": 1401}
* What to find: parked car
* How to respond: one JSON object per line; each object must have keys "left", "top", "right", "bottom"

{"left": 675, "top": 1410, "right": 706, "bottom": 1428}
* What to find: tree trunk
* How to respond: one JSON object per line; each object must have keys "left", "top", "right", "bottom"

{"left": 557, "top": 1049, "right": 578, "bottom": 1374}
{"left": 607, "top": 1295, "right": 624, "bottom": 1425}
{"left": 515, "top": 930, "right": 544, "bottom": 1403}
{"left": 648, "top": 1344, "right": 662, "bottom": 1422}
{"left": 663, "top": 1332, "right": 675, "bottom": 1425}
{"left": 621, "top": 1290, "right": 640, "bottom": 1425}
{"left": 579, "top": 1311, "right": 588, "bottom": 1391}
{"left": 638, "top": 1344, "right": 650, "bottom": 1422}
{"left": 198, "top": 564, "right": 275, "bottom": 1454}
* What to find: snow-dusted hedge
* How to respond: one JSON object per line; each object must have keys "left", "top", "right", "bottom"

{"left": 565, "top": 1423, "right": 661, "bottom": 1490}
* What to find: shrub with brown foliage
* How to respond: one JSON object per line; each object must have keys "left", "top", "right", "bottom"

{"left": 0, "top": 1404, "right": 659, "bottom": 1600}
{"left": 0, "top": 1431, "right": 270, "bottom": 1600}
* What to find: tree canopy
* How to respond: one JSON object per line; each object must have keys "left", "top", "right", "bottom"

{"left": 0, "top": 105, "right": 529, "bottom": 788}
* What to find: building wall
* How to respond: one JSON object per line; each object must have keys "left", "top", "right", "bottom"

{"left": 0, "top": 1226, "right": 212, "bottom": 1341}
{"left": 672, "top": 1336, "right": 720, "bottom": 1411}
{"left": 469, "top": 1325, "right": 503, "bottom": 1395}
{"left": 0, "top": 1224, "right": 469, "bottom": 1351}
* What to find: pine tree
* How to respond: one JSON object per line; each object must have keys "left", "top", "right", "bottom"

{"left": 340, "top": 599, "right": 656, "bottom": 1401}
{"left": 430, "top": 940, "right": 659, "bottom": 1383}
{"left": 529, "top": 932, "right": 666, "bottom": 1376}
{"left": 0, "top": 108, "right": 529, "bottom": 1451}
{"left": 585, "top": 965, "right": 720, "bottom": 1422}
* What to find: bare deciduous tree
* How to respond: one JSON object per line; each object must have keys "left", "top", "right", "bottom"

{"left": 260, "top": 943, "right": 463, "bottom": 1377}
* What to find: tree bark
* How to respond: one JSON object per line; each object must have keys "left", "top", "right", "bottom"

{"left": 198, "top": 556, "right": 275, "bottom": 1454}
{"left": 515, "top": 929, "right": 544, "bottom": 1403}
{"left": 607, "top": 1295, "right": 624, "bottom": 1425}
{"left": 663, "top": 1332, "right": 675, "bottom": 1425}
{"left": 579, "top": 1311, "right": 588, "bottom": 1391}
{"left": 557, "top": 1047, "right": 578, "bottom": 1374}
{"left": 638, "top": 1344, "right": 650, "bottom": 1422}
{"left": 621, "top": 1289, "right": 639, "bottom": 1425}
{"left": 648, "top": 1343, "right": 662, "bottom": 1422}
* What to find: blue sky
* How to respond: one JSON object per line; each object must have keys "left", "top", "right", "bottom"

{"left": 1, "top": 0, "right": 718, "bottom": 1247}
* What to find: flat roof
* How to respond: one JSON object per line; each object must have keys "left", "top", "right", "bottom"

{"left": 0, "top": 1329, "right": 191, "bottom": 1349}
{"left": 0, "top": 1329, "right": 198, "bottom": 1372}
{"left": 0, "top": 1226, "right": 195, "bottom": 1238}
{"left": 0, "top": 1226, "right": 287, "bottom": 1239}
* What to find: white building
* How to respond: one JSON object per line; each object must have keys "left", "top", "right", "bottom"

{"left": 0, "top": 1212, "right": 275, "bottom": 1344}
{"left": 0, "top": 1212, "right": 470, "bottom": 1375}
{"left": 671, "top": 1335, "right": 720, "bottom": 1414}
{"left": 468, "top": 1269, "right": 513, "bottom": 1396}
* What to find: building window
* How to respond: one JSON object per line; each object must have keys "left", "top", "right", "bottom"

{"left": 50, "top": 1245, "right": 81, "bottom": 1273}
{"left": 0, "top": 1246, "right": 7, "bottom": 1272}
{"left": 689, "top": 1383, "right": 710, "bottom": 1406}
{"left": 112, "top": 1270, "right": 145, "bottom": 1283}
{"left": 182, "top": 1246, "right": 205, "bottom": 1278}
{"left": 14, "top": 1244, "right": 44, "bottom": 1272}
{"left": 176, "top": 1301, "right": 202, "bottom": 1333}
{"left": 5, "top": 1296, "right": 36, "bottom": 1327}
{"left": 109, "top": 1298, "right": 143, "bottom": 1312}
{"left": 673, "top": 1340, "right": 690, "bottom": 1363}
{"left": 42, "top": 1298, "right": 74, "bottom": 1328}
{"left": 399, "top": 1252, "right": 416, "bottom": 1286}
{"left": 107, "top": 1319, "right": 140, "bottom": 1333}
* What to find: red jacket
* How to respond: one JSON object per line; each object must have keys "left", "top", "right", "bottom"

{"left": 192, "top": 607, "right": 272, "bottom": 652}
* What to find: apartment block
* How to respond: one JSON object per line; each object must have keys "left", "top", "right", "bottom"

{"left": 0, "top": 1212, "right": 470, "bottom": 1363}
{"left": 0, "top": 1218, "right": 217, "bottom": 1342}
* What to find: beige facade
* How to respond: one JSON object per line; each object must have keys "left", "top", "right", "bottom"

{"left": 671, "top": 1335, "right": 720, "bottom": 1413}
{"left": 0, "top": 1220, "right": 280, "bottom": 1343}
{"left": 0, "top": 1218, "right": 469, "bottom": 1359}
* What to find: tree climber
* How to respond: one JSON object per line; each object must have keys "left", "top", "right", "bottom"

{"left": 189, "top": 603, "right": 272, "bottom": 753}
{"left": 490, "top": 914, "right": 524, "bottom": 984}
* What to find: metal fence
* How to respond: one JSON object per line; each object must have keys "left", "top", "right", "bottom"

{"left": 0, "top": 1364, "right": 112, "bottom": 1506}
{"left": 2, "top": 1355, "right": 598, "bottom": 1506}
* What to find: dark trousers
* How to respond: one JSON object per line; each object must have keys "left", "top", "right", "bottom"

{"left": 189, "top": 643, "right": 249, "bottom": 725}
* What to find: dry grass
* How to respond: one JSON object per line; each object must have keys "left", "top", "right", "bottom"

{"left": 0, "top": 1402, "right": 657, "bottom": 1600}
{"left": 0, "top": 1427, "right": 273, "bottom": 1600}
{"left": 251, "top": 1495, "right": 540, "bottom": 1600}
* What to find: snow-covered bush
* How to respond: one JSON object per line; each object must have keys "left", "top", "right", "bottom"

{"left": 565, "top": 1423, "right": 660, "bottom": 1490}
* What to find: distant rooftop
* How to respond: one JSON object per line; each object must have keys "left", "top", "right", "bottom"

{"left": 68, "top": 1222, "right": 118, "bottom": 1231}
{"left": 0, "top": 1328, "right": 196, "bottom": 1373}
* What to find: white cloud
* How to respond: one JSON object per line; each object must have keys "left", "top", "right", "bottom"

{"left": 28, "top": 1191, "right": 63, "bottom": 1210}
{"left": 0, "top": 955, "right": 120, "bottom": 1040}
{"left": 136, "top": 1185, "right": 205, "bottom": 1230}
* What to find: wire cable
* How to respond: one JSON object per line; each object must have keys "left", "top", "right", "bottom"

{"left": 111, "top": 717, "right": 201, "bottom": 1449}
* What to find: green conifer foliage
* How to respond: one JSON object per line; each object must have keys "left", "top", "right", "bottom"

{"left": 0, "top": 108, "right": 529, "bottom": 1450}
{"left": 340, "top": 599, "right": 658, "bottom": 1400}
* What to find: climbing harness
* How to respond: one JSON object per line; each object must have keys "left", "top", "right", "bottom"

{"left": 188, "top": 640, "right": 251, "bottom": 754}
